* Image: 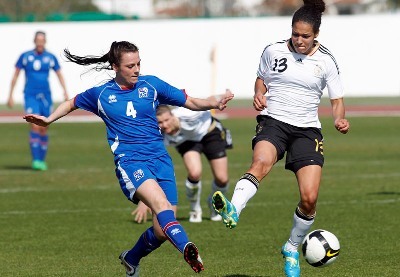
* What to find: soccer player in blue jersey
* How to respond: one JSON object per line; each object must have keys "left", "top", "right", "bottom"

{"left": 7, "top": 31, "right": 69, "bottom": 171}
{"left": 23, "top": 41, "right": 234, "bottom": 276}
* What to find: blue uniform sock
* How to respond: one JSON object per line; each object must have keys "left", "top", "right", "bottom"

{"left": 29, "top": 131, "right": 41, "bottom": 161}
{"left": 157, "top": 210, "right": 189, "bottom": 253}
{"left": 39, "top": 134, "right": 48, "bottom": 161}
{"left": 126, "top": 227, "right": 163, "bottom": 266}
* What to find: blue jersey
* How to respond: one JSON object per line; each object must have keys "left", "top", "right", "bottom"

{"left": 74, "top": 75, "right": 187, "bottom": 163}
{"left": 16, "top": 49, "right": 61, "bottom": 96}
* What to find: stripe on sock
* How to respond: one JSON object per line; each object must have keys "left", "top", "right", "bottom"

{"left": 295, "top": 206, "right": 316, "bottom": 221}
{"left": 240, "top": 173, "right": 259, "bottom": 189}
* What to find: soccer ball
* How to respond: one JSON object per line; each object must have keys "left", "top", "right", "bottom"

{"left": 301, "top": 229, "right": 340, "bottom": 267}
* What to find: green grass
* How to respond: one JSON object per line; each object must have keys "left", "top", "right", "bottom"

{"left": 0, "top": 116, "right": 399, "bottom": 276}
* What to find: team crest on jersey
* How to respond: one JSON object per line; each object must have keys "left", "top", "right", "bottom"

{"left": 43, "top": 56, "right": 50, "bottom": 64}
{"left": 138, "top": 87, "right": 148, "bottom": 98}
{"left": 28, "top": 55, "right": 34, "bottom": 62}
{"left": 133, "top": 169, "right": 145, "bottom": 181}
{"left": 108, "top": 95, "right": 117, "bottom": 103}
{"left": 314, "top": 64, "right": 323, "bottom": 78}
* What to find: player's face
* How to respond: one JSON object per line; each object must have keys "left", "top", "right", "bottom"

{"left": 114, "top": 51, "right": 141, "bottom": 87}
{"left": 291, "top": 21, "right": 318, "bottom": 55}
{"left": 157, "top": 112, "right": 179, "bottom": 135}
{"left": 34, "top": 34, "right": 46, "bottom": 54}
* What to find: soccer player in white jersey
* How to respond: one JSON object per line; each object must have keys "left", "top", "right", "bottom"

{"left": 23, "top": 41, "right": 234, "bottom": 276}
{"left": 211, "top": 1, "right": 350, "bottom": 276}
{"left": 132, "top": 105, "right": 231, "bottom": 223}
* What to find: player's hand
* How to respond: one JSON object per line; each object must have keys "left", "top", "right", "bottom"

{"left": 253, "top": 91, "right": 267, "bottom": 111}
{"left": 23, "top": 114, "right": 50, "bottom": 127}
{"left": 131, "top": 201, "right": 152, "bottom": 224}
{"left": 216, "top": 89, "right": 234, "bottom": 111}
{"left": 334, "top": 118, "right": 350, "bottom": 134}
{"left": 7, "top": 97, "right": 14, "bottom": 108}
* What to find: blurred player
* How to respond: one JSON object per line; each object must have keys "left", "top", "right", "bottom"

{"left": 7, "top": 31, "right": 68, "bottom": 171}
{"left": 23, "top": 41, "right": 234, "bottom": 276}
{"left": 131, "top": 104, "right": 232, "bottom": 223}
{"left": 211, "top": 1, "right": 350, "bottom": 276}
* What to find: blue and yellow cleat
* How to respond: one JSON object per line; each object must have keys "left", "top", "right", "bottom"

{"left": 281, "top": 245, "right": 300, "bottom": 277}
{"left": 211, "top": 191, "right": 239, "bottom": 229}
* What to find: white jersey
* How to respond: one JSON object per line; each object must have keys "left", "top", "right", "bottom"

{"left": 257, "top": 40, "right": 344, "bottom": 128}
{"left": 164, "top": 107, "right": 212, "bottom": 146}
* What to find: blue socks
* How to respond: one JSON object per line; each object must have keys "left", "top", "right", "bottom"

{"left": 39, "top": 134, "right": 48, "bottom": 161}
{"left": 125, "top": 210, "right": 190, "bottom": 266}
{"left": 29, "top": 131, "right": 41, "bottom": 161}
{"left": 29, "top": 132, "right": 48, "bottom": 162}
{"left": 126, "top": 227, "right": 163, "bottom": 266}
{"left": 157, "top": 210, "right": 189, "bottom": 253}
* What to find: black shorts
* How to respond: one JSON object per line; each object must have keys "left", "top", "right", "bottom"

{"left": 176, "top": 126, "right": 227, "bottom": 160}
{"left": 252, "top": 115, "right": 324, "bottom": 172}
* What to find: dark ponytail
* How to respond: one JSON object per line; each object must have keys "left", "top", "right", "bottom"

{"left": 292, "top": 0, "right": 326, "bottom": 33}
{"left": 64, "top": 41, "right": 139, "bottom": 72}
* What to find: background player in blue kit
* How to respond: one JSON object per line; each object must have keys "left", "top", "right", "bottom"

{"left": 7, "top": 31, "right": 69, "bottom": 171}
{"left": 23, "top": 41, "right": 234, "bottom": 276}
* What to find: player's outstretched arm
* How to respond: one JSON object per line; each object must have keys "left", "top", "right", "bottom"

{"left": 184, "top": 89, "right": 234, "bottom": 111}
{"left": 23, "top": 98, "right": 77, "bottom": 127}
{"left": 330, "top": 98, "right": 350, "bottom": 134}
{"left": 55, "top": 70, "right": 69, "bottom": 101}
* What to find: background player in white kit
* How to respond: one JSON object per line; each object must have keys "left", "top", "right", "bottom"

{"left": 211, "top": 0, "right": 350, "bottom": 276}
{"left": 132, "top": 104, "right": 232, "bottom": 223}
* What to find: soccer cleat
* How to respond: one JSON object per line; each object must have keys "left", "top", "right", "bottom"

{"left": 183, "top": 242, "right": 204, "bottom": 273}
{"left": 119, "top": 250, "right": 139, "bottom": 277}
{"left": 207, "top": 195, "right": 222, "bottom": 221}
{"left": 32, "top": 160, "right": 47, "bottom": 171}
{"left": 281, "top": 245, "right": 300, "bottom": 277}
{"left": 189, "top": 210, "right": 202, "bottom": 223}
{"left": 39, "top": 161, "right": 48, "bottom": 171}
{"left": 211, "top": 191, "right": 238, "bottom": 228}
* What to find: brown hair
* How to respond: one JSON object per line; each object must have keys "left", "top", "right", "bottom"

{"left": 63, "top": 41, "right": 139, "bottom": 71}
{"left": 292, "top": 0, "right": 326, "bottom": 33}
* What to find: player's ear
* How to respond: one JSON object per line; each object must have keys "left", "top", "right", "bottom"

{"left": 112, "top": 63, "right": 118, "bottom": 72}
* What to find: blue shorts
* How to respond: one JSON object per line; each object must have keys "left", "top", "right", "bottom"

{"left": 115, "top": 153, "right": 178, "bottom": 205}
{"left": 24, "top": 93, "right": 53, "bottom": 117}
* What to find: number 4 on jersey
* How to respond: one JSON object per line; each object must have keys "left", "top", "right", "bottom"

{"left": 126, "top": 101, "right": 137, "bottom": 118}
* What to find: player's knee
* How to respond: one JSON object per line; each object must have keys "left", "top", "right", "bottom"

{"left": 299, "top": 195, "right": 318, "bottom": 214}
{"left": 187, "top": 170, "right": 202, "bottom": 181}
{"left": 149, "top": 196, "right": 172, "bottom": 214}
{"left": 250, "top": 158, "right": 273, "bottom": 178}
{"left": 214, "top": 176, "right": 229, "bottom": 187}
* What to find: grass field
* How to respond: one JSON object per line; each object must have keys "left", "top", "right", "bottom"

{"left": 1, "top": 115, "right": 399, "bottom": 276}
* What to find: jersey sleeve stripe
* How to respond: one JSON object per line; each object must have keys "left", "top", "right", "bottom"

{"left": 318, "top": 45, "right": 340, "bottom": 74}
